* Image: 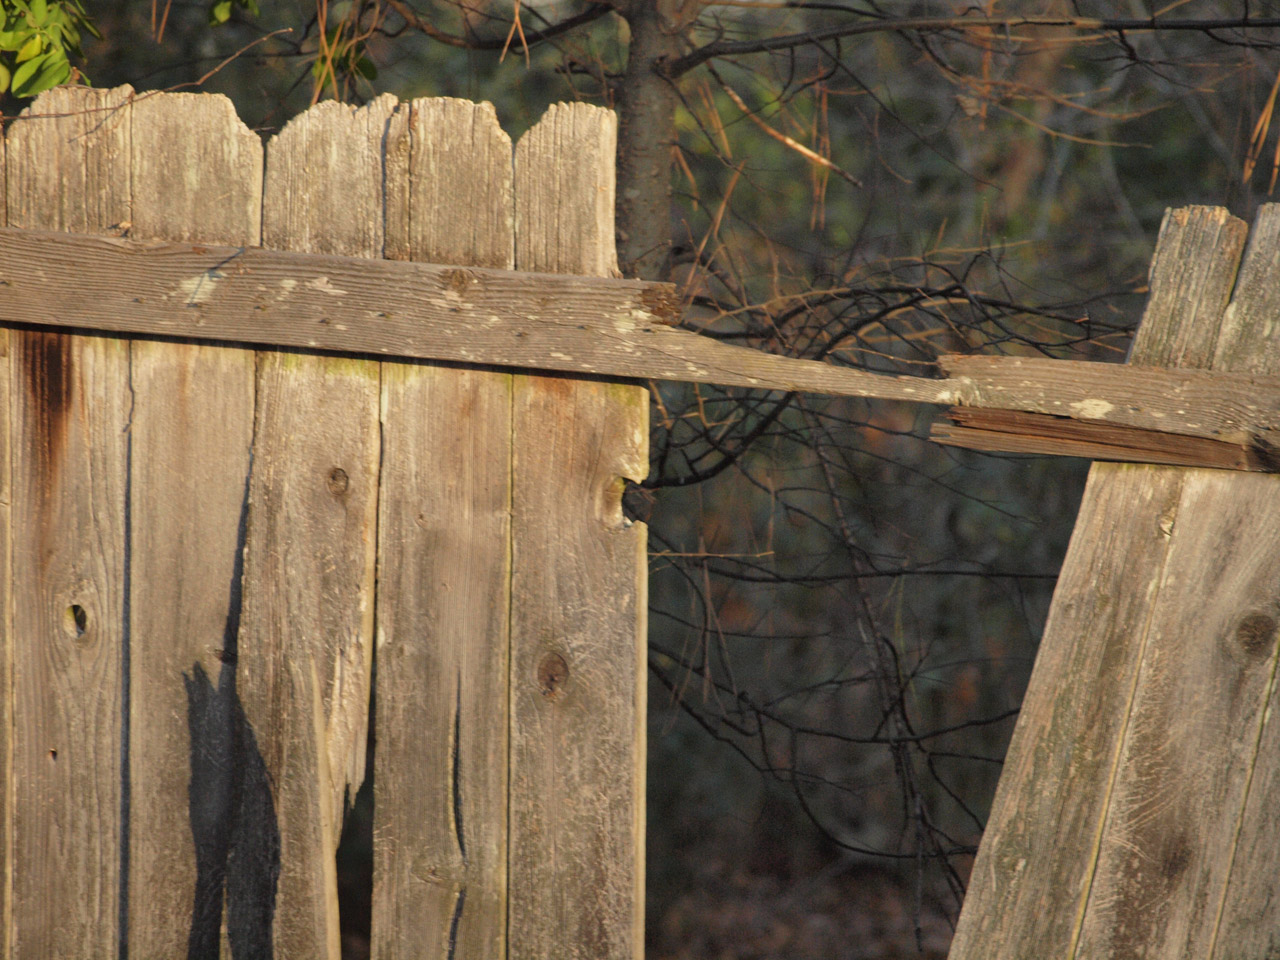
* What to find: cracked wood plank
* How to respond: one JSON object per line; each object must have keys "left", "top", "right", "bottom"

{"left": 372, "top": 97, "right": 514, "bottom": 960}
{"left": 5, "top": 84, "right": 133, "bottom": 960}
{"left": 125, "top": 91, "right": 262, "bottom": 959}
{"left": 10, "top": 230, "right": 1280, "bottom": 468}
{"left": 947, "top": 203, "right": 1252, "bottom": 960}
{"left": 949, "top": 203, "right": 1280, "bottom": 959}
{"left": 507, "top": 102, "right": 647, "bottom": 960}
{"left": 235, "top": 97, "right": 388, "bottom": 960}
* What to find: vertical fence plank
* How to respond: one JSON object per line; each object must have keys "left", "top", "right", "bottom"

{"left": 4, "top": 84, "right": 133, "bottom": 960}
{"left": 0, "top": 124, "right": 9, "bottom": 960}
{"left": 1072, "top": 203, "right": 1280, "bottom": 958}
{"left": 373, "top": 97, "right": 515, "bottom": 960}
{"left": 509, "top": 103, "right": 648, "bottom": 960}
{"left": 248, "top": 97, "right": 391, "bottom": 959}
{"left": 947, "top": 206, "right": 1249, "bottom": 959}
{"left": 1207, "top": 205, "right": 1280, "bottom": 957}
{"left": 125, "top": 92, "right": 262, "bottom": 959}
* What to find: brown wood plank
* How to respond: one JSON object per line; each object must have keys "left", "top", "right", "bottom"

{"left": 931, "top": 408, "right": 1269, "bottom": 471}
{"left": 0, "top": 326, "right": 9, "bottom": 960}
{"left": 0, "top": 128, "right": 10, "bottom": 960}
{"left": 1207, "top": 204, "right": 1280, "bottom": 957}
{"left": 1072, "top": 201, "right": 1280, "bottom": 957}
{"left": 4, "top": 84, "right": 133, "bottom": 960}
{"left": 934, "top": 353, "right": 1280, "bottom": 448}
{"left": 239, "top": 97, "right": 391, "bottom": 959}
{"left": 12, "top": 228, "right": 1280, "bottom": 456}
{"left": 125, "top": 91, "right": 262, "bottom": 959}
{"left": 1073, "top": 471, "right": 1280, "bottom": 956}
{"left": 372, "top": 96, "right": 515, "bottom": 960}
{"left": 508, "top": 102, "right": 648, "bottom": 960}
{"left": 947, "top": 205, "right": 1249, "bottom": 959}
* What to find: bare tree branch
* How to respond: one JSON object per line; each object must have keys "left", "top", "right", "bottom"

{"left": 664, "top": 14, "right": 1280, "bottom": 77}
{"left": 381, "top": 0, "right": 611, "bottom": 50}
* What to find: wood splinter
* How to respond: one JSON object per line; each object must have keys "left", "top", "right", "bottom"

{"left": 932, "top": 407, "right": 1280, "bottom": 472}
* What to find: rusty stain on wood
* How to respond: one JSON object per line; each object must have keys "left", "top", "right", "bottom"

{"left": 10, "top": 228, "right": 1280, "bottom": 469}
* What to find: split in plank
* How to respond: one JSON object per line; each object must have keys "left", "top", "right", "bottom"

{"left": 10, "top": 229, "right": 1280, "bottom": 468}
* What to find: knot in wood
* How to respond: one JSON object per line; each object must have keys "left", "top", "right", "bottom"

{"left": 536, "top": 651, "right": 570, "bottom": 700}
{"left": 1234, "top": 612, "right": 1277, "bottom": 658}
{"left": 327, "top": 466, "right": 349, "bottom": 496}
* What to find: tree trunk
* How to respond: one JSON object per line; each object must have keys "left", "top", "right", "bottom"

{"left": 614, "top": 1, "right": 684, "bottom": 280}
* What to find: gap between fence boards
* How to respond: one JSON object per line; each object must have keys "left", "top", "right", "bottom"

{"left": 6, "top": 227, "right": 1278, "bottom": 472}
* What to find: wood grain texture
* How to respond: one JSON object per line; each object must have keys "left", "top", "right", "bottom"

{"left": 931, "top": 408, "right": 1274, "bottom": 472}
{"left": 508, "top": 102, "right": 648, "bottom": 960}
{"left": 4, "top": 84, "right": 133, "bottom": 960}
{"left": 1128, "top": 206, "right": 1249, "bottom": 367}
{"left": 240, "top": 96, "right": 392, "bottom": 959}
{"left": 1072, "top": 201, "right": 1280, "bottom": 959}
{"left": 0, "top": 326, "right": 9, "bottom": 960}
{"left": 0, "top": 130, "right": 10, "bottom": 960}
{"left": 947, "top": 205, "right": 1249, "bottom": 959}
{"left": 1209, "top": 214, "right": 1280, "bottom": 960}
{"left": 935, "top": 353, "right": 1280, "bottom": 448}
{"left": 125, "top": 92, "right": 263, "bottom": 959}
{"left": 372, "top": 96, "right": 515, "bottom": 960}
{"left": 15, "top": 228, "right": 1280, "bottom": 458}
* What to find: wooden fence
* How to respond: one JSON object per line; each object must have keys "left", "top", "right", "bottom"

{"left": 947, "top": 205, "right": 1280, "bottom": 958}
{"left": 5, "top": 83, "right": 1280, "bottom": 960}
{"left": 0, "top": 85, "right": 646, "bottom": 959}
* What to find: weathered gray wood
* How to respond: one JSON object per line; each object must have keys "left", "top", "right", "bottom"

{"left": 13, "top": 229, "right": 1280, "bottom": 463}
{"left": 508, "top": 102, "right": 647, "bottom": 960}
{"left": 947, "top": 205, "right": 1250, "bottom": 959}
{"left": 0, "top": 127, "right": 9, "bottom": 958}
{"left": 5, "top": 83, "right": 133, "bottom": 960}
{"left": 239, "top": 96, "right": 391, "bottom": 959}
{"left": 125, "top": 91, "right": 263, "bottom": 959}
{"left": 0, "top": 329, "right": 9, "bottom": 960}
{"left": 1071, "top": 202, "right": 1280, "bottom": 958}
{"left": 373, "top": 96, "right": 515, "bottom": 960}
{"left": 935, "top": 353, "right": 1280, "bottom": 448}
{"left": 1204, "top": 209, "right": 1280, "bottom": 958}
{"left": 1129, "top": 205, "right": 1251, "bottom": 366}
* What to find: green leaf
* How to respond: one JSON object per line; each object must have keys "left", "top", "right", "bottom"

{"left": 242, "top": 0, "right": 259, "bottom": 16}
{"left": 355, "top": 56, "right": 376, "bottom": 80}
{"left": 11, "top": 50, "right": 47, "bottom": 95}
{"left": 0, "top": 30, "right": 23, "bottom": 51}
{"left": 0, "top": 62, "right": 12, "bottom": 95}
{"left": 28, "top": 0, "right": 47, "bottom": 26}
{"left": 22, "top": 55, "right": 69, "bottom": 96}
{"left": 208, "top": 0, "right": 232, "bottom": 25}
{"left": 15, "top": 33, "right": 43, "bottom": 62}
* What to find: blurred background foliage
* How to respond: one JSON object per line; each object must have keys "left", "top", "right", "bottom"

{"left": 31, "top": 1, "right": 1280, "bottom": 955}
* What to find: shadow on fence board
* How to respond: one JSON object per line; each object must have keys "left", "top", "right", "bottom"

{"left": 0, "top": 84, "right": 646, "bottom": 960}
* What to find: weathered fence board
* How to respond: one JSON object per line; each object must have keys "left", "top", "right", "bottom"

{"left": 947, "top": 204, "right": 1280, "bottom": 957}
{"left": 126, "top": 91, "right": 263, "bottom": 959}
{"left": 1071, "top": 205, "right": 1280, "bottom": 958}
{"left": 508, "top": 103, "right": 648, "bottom": 960}
{"left": 13, "top": 229, "right": 1280, "bottom": 468}
{"left": 6, "top": 83, "right": 134, "bottom": 959}
{"left": 241, "top": 95, "right": 389, "bottom": 960}
{"left": 2, "top": 84, "right": 648, "bottom": 960}
{"left": 0, "top": 330, "right": 8, "bottom": 959}
{"left": 16, "top": 79, "right": 1279, "bottom": 960}
{"left": 0, "top": 117, "right": 9, "bottom": 960}
{"left": 1210, "top": 214, "right": 1280, "bottom": 951}
{"left": 372, "top": 96, "right": 515, "bottom": 960}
